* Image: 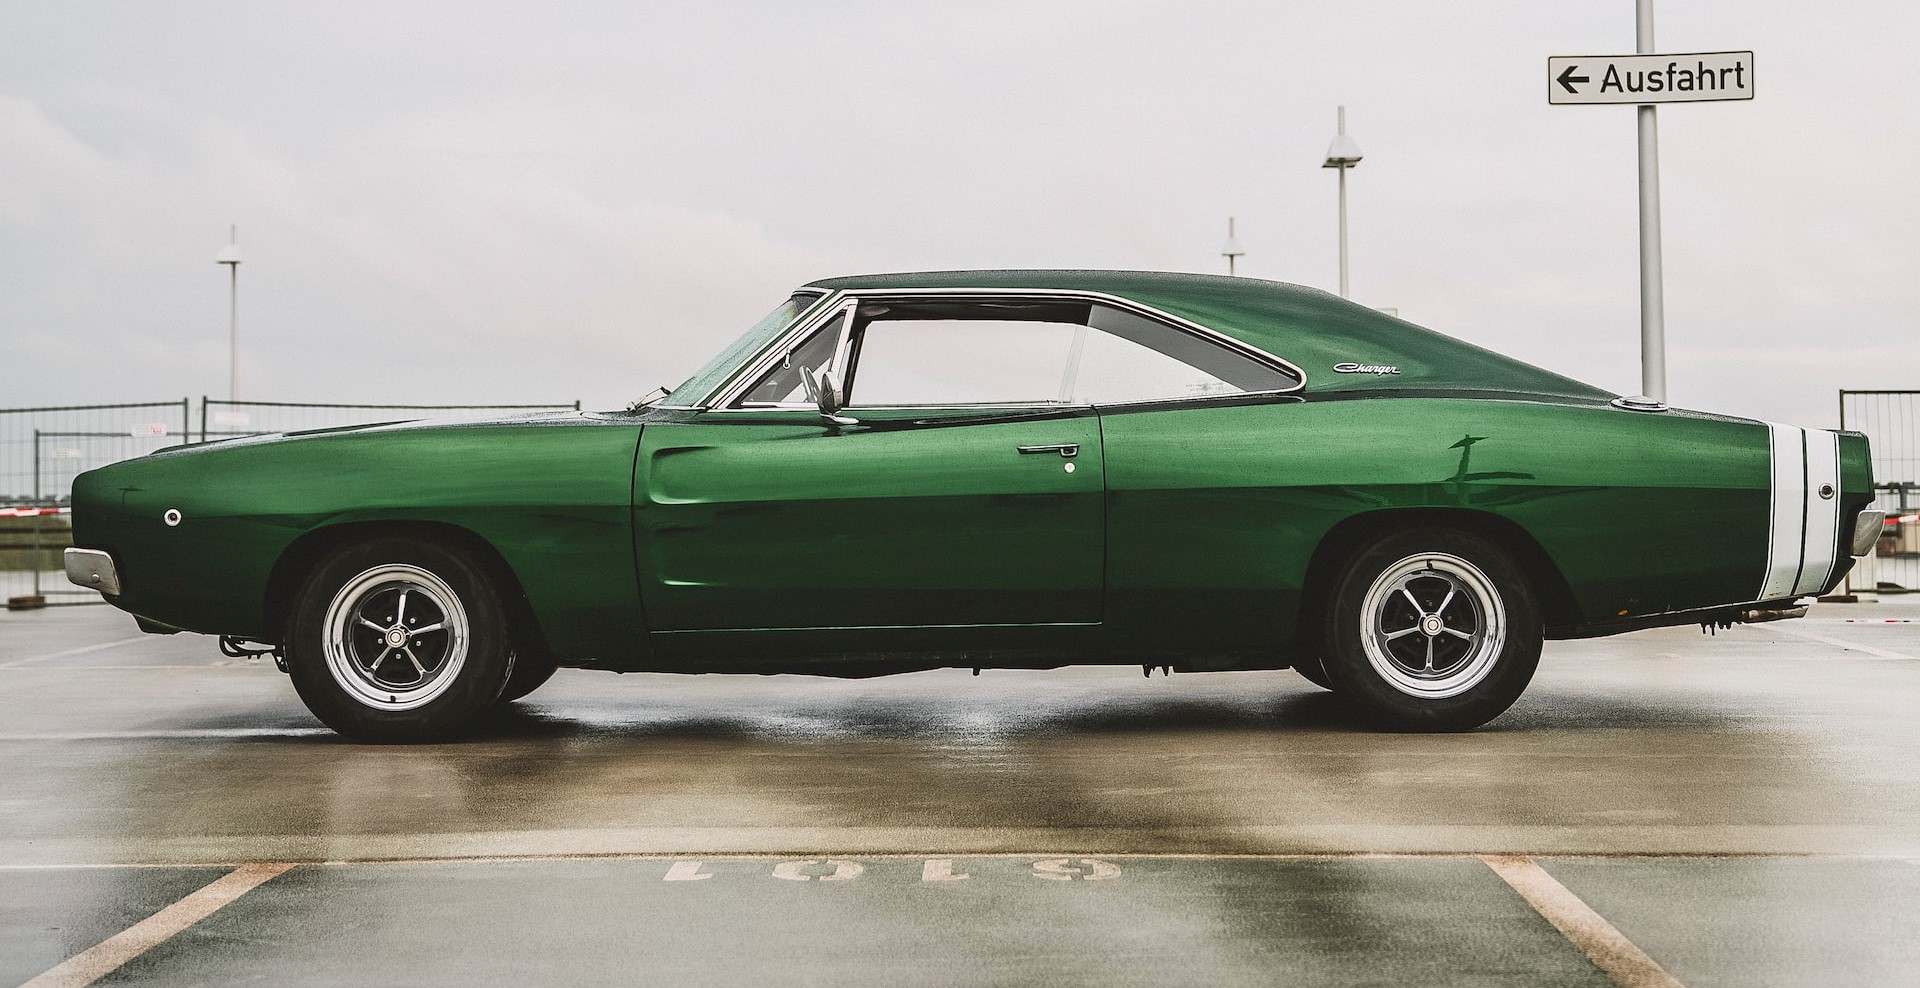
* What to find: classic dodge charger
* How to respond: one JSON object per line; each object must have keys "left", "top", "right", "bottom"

{"left": 65, "top": 271, "right": 1881, "bottom": 741}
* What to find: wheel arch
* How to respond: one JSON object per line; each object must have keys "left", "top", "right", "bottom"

{"left": 262, "top": 520, "right": 552, "bottom": 660}
{"left": 1297, "top": 508, "right": 1582, "bottom": 640}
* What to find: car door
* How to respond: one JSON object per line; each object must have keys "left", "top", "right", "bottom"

{"left": 1066, "top": 302, "right": 1307, "bottom": 654}
{"left": 634, "top": 295, "right": 1106, "bottom": 633}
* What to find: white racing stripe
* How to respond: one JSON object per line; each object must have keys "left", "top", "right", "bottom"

{"left": 1760, "top": 423, "right": 1844, "bottom": 601}
{"left": 1761, "top": 423, "right": 1806, "bottom": 600}
{"left": 1793, "top": 429, "right": 1842, "bottom": 596}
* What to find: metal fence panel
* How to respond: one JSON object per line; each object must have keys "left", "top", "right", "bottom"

{"left": 196, "top": 399, "right": 581, "bottom": 443}
{"left": 1840, "top": 390, "right": 1920, "bottom": 592}
{"left": 0, "top": 401, "right": 191, "bottom": 507}
{"left": 4, "top": 397, "right": 579, "bottom": 608}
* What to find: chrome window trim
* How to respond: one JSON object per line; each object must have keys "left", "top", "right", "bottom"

{"left": 687, "top": 291, "right": 850, "bottom": 410}
{"left": 655, "top": 289, "right": 840, "bottom": 409}
{"left": 702, "top": 286, "right": 1308, "bottom": 413}
{"left": 726, "top": 301, "right": 858, "bottom": 410}
{"left": 827, "top": 301, "right": 858, "bottom": 385}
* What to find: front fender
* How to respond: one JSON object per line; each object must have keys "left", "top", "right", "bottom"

{"left": 70, "top": 419, "right": 645, "bottom": 660}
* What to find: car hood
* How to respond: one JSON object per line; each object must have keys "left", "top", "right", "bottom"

{"left": 149, "top": 409, "right": 605, "bottom": 459}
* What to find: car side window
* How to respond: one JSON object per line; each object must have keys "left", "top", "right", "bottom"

{"left": 840, "top": 298, "right": 1299, "bottom": 408}
{"left": 847, "top": 299, "right": 1089, "bottom": 407}
{"left": 1068, "top": 305, "right": 1300, "bottom": 403}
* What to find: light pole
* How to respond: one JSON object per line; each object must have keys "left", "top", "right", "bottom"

{"left": 215, "top": 226, "right": 242, "bottom": 401}
{"left": 1635, "top": 0, "right": 1667, "bottom": 402}
{"left": 1221, "top": 217, "right": 1245, "bottom": 275}
{"left": 1322, "top": 106, "right": 1364, "bottom": 298}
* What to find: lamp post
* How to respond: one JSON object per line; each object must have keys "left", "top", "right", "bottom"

{"left": 1221, "top": 217, "right": 1245, "bottom": 276}
{"left": 1321, "top": 106, "right": 1364, "bottom": 298}
{"left": 1634, "top": 0, "right": 1667, "bottom": 402}
{"left": 214, "top": 226, "right": 242, "bottom": 401}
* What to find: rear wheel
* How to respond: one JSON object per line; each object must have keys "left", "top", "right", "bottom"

{"left": 287, "top": 537, "right": 513, "bottom": 742}
{"left": 1321, "top": 528, "right": 1541, "bottom": 731}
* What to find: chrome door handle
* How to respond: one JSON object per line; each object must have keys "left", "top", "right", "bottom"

{"left": 1017, "top": 443, "right": 1079, "bottom": 458}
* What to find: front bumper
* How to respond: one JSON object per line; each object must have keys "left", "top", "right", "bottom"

{"left": 64, "top": 548, "right": 120, "bottom": 596}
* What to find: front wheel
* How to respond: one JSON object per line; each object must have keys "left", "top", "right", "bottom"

{"left": 497, "top": 653, "right": 559, "bottom": 704}
{"left": 1292, "top": 655, "right": 1336, "bottom": 691}
{"left": 287, "top": 538, "right": 514, "bottom": 742}
{"left": 1321, "top": 528, "right": 1541, "bottom": 731}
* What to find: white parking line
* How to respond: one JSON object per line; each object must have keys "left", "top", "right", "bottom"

{"left": 18, "top": 862, "right": 293, "bottom": 988}
{"left": 0, "top": 637, "right": 149, "bottom": 670}
{"left": 1757, "top": 623, "right": 1917, "bottom": 660}
{"left": 0, "top": 728, "right": 330, "bottom": 742}
{"left": 1483, "top": 855, "right": 1684, "bottom": 988}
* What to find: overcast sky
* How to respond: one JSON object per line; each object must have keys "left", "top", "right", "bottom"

{"left": 2, "top": 1, "right": 1914, "bottom": 429}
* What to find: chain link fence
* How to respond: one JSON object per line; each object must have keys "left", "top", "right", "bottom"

{"left": 1840, "top": 390, "right": 1920, "bottom": 593}
{"left": 4, "top": 397, "right": 578, "bottom": 608}
{"left": 1, "top": 401, "right": 193, "bottom": 507}
{"left": 196, "top": 398, "right": 580, "bottom": 443}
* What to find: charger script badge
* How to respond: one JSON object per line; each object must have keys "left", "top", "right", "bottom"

{"left": 1333, "top": 362, "right": 1400, "bottom": 375}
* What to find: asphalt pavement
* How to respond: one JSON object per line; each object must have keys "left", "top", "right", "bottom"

{"left": 4, "top": 598, "right": 1920, "bottom": 986}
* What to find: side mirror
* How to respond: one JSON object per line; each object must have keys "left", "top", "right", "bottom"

{"left": 814, "top": 369, "right": 858, "bottom": 426}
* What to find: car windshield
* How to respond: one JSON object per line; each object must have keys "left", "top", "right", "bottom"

{"left": 668, "top": 292, "right": 824, "bottom": 405}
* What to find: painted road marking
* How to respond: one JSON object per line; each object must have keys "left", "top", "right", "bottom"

{"left": 1757, "top": 622, "right": 1916, "bottom": 660}
{"left": 0, "top": 636, "right": 148, "bottom": 670}
{"left": 17, "top": 862, "right": 293, "bottom": 988}
{"left": 1483, "top": 855, "right": 1684, "bottom": 988}
{"left": 663, "top": 860, "right": 713, "bottom": 881}
{"left": 0, "top": 664, "right": 265, "bottom": 671}
{"left": 0, "top": 728, "right": 332, "bottom": 742}
{"left": 1032, "top": 858, "right": 1121, "bottom": 880}
{"left": 922, "top": 859, "right": 969, "bottom": 881}
{"left": 771, "top": 859, "right": 864, "bottom": 881}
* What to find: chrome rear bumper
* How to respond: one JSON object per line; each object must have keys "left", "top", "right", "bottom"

{"left": 64, "top": 548, "right": 120, "bottom": 596}
{"left": 1852, "top": 510, "right": 1887, "bottom": 557}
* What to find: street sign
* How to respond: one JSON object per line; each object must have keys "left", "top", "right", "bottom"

{"left": 1549, "top": 51, "right": 1753, "bottom": 105}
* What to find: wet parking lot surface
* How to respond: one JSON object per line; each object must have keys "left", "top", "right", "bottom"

{"left": 4, "top": 603, "right": 1920, "bottom": 986}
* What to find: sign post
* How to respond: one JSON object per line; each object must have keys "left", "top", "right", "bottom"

{"left": 1636, "top": 0, "right": 1666, "bottom": 406}
{"left": 1549, "top": 0, "right": 1753, "bottom": 404}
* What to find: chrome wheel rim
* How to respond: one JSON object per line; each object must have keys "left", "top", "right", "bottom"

{"left": 1358, "top": 552, "right": 1505, "bottom": 699}
{"left": 322, "top": 563, "right": 469, "bottom": 710}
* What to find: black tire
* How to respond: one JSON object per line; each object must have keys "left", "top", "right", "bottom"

{"left": 1293, "top": 655, "right": 1336, "bottom": 691}
{"left": 286, "top": 537, "right": 514, "bottom": 743}
{"left": 497, "top": 653, "right": 559, "bottom": 704}
{"left": 1321, "top": 528, "right": 1541, "bottom": 731}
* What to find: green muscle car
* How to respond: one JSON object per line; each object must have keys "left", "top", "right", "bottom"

{"left": 65, "top": 271, "right": 1881, "bottom": 741}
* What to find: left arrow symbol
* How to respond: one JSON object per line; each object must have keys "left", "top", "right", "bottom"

{"left": 1556, "top": 64, "right": 1589, "bottom": 94}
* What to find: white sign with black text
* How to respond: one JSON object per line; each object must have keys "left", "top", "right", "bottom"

{"left": 1548, "top": 51, "right": 1754, "bottom": 105}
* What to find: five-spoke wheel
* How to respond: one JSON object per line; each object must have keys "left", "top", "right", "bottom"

{"left": 324, "top": 564, "right": 470, "bottom": 710}
{"left": 1322, "top": 528, "right": 1540, "bottom": 730}
{"left": 288, "top": 538, "right": 513, "bottom": 742}
{"left": 1360, "top": 553, "right": 1504, "bottom": 699}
